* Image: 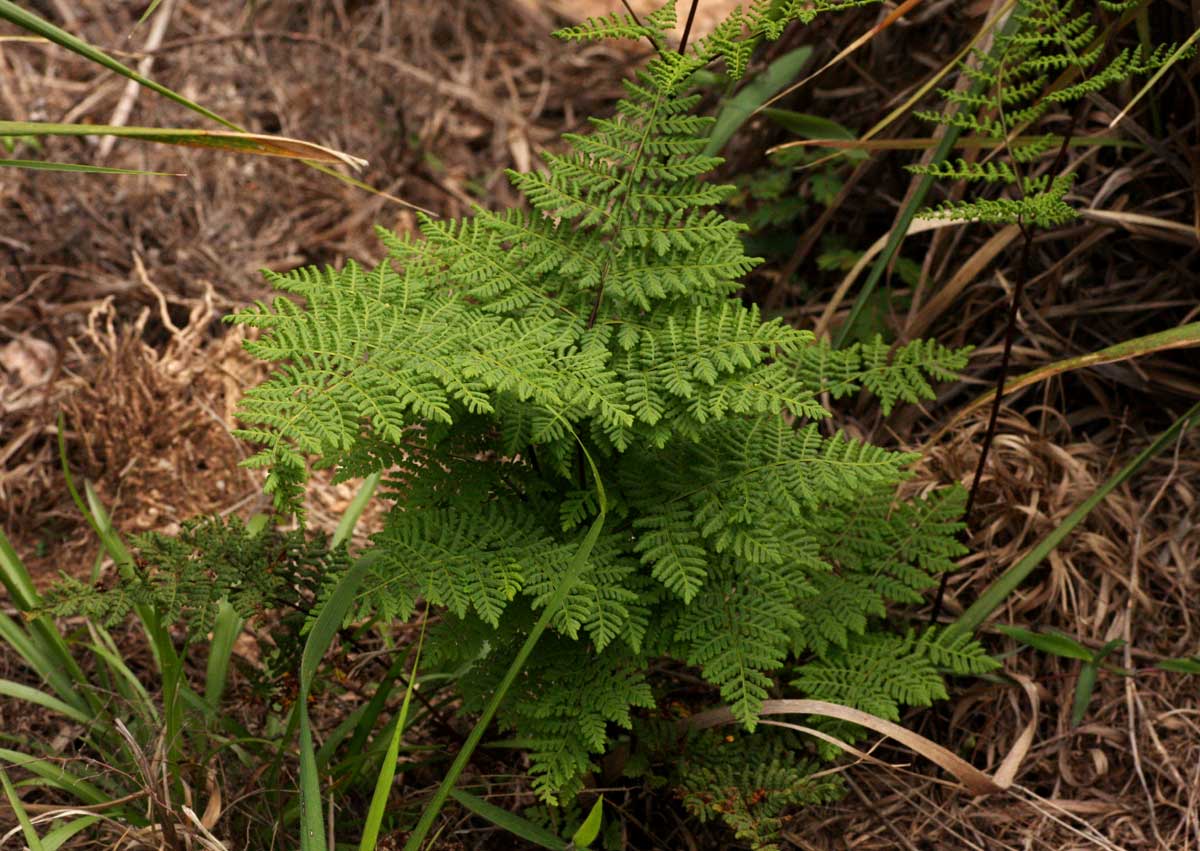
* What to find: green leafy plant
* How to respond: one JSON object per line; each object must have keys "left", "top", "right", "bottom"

{"left": 674, "top": 729, "right": 844, "bottom": 851}
{"left": 223, "top": 0, "right": 989, "bottom": 818}
{"left": 908, "top": 0, "right": 1190, "bottom": 228}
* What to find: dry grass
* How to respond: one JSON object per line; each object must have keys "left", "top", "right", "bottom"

{"left": 1, "top": 1, "right": 1198, "bottom": 848}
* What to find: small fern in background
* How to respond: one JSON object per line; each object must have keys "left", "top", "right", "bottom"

{"left": 910, "top": 0, "right": 1191, "bottom": 227}
{"left": 675, "top": 729, "right": 845, "bottom": 851}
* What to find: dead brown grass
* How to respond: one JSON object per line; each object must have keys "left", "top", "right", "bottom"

{"left": 1, "top": 1, "right": 1197, "bottom": 849}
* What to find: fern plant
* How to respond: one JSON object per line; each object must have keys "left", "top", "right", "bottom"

{"left": 909, "top": 0, "right": 1190, "bottom": 227}
{"left": 172, "top": 0, "right": 993, "bottom": 811}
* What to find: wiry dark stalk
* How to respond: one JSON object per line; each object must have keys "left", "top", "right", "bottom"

{"left": 929, "top": 224, "right": 1033, "bottom": 624}
{"left": 929, "top": 107, "right": 1082, "bottom": 625}
{"left": 678, "top": 0, "right": 701, "bottom": 54}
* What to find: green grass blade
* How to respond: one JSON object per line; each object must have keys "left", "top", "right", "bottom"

{"left": 832, "top": 10, "right": 1024, "bottom": 348}
{"left": 571, "top": 796, "right": 604, "bottom": 848}
{"left": 0, "top": 524, "right": 44, "bottom": 612}
{"left": 134, "top": 0, "right": 166, "bottom": 29}
{"left": 0, "top": 749, "right": 108, "bottom": 805}
{"left": 403, "top": 437, "right": 608, "bottom": 851}
{"left": 0, "top": 613, "right": 80, "bottom": 710}
{"left": 84, "top": 631, "right": 160, "bottom": 726}
{"left": 703, "top": 47, "right": 813, "bottom": 157}
{"left": 0, "top": 1, "right": 235, "bottom": 130}
{"left": 358, "top": 609, "right": 428, "bottom": 851}
{"left": 296, "top": 553, "right": 380, "bottom": 851}
{"left": 0, "top": 529, "right": 92, "bottom": 711}
{"left": 1, "top": 766, "right": 46, "bottom": 851}
{"left": 205, "top": 602, "right": 242, "bottom": 709}
{"left": 1157, "top": 656, "right": 1200, "bottom": 674}
{"left": 996, "top": 625, "right": 1093, "bottom": 661}
{"left": 447, "top": 790, "right": 566, "bottom": 851}
{"left": 332, "top": 473, "right": 380, "bottom": 549}
{"left": 40, "top": 816, "right": 101, "bottom": 851}
{"left": 0, "top": 679, "right": 92, "bottom": 725}
{"left": 947, "top": 399, "right": 1200, "bottom": 639}
{"left": 61, "top": 436, "right": 183, "bottom": 767}
{"left": 1071, "top": 661, "right": 1099, "bottom": 727}
{"left": 0, "top": 158, "right": 179, "bottom": 175}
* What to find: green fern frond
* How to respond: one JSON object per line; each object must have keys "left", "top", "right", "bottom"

{"left": 207, "top": 0, "right": 979, "bottom": 811}
{"left": 912, "top": 0, "right": 1192, "bottom": 228}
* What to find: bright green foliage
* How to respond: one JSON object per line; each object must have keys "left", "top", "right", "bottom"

{"left": 201, "top": 1, "right": 986, "bottom": 807}
{"left": 910, "top": 0, "right": 1191, "bottom": 227}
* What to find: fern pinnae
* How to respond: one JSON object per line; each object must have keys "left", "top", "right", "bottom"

{"left": 55, "top": 1, "right": 995, "bottom": 831}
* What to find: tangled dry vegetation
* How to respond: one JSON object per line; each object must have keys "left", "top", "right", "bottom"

{"left": 1, "top": 1, "right": 1198, "bottom": 848}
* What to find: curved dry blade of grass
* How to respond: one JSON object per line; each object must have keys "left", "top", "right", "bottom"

{"left": 903, "top": 223, "right": 1020, "bottom": 341}
{"left": 687, "top": 681, "right": 1038, "bottom": 795}
{"left": 1081, "top": 208, "right": 1200, "bottom": 244}
{"left": 0, "top": 122, "right": 367, "bottom": 169}
{"left": 814, "top": 218, "right": 956, "bottom": 339}
{"left": 935, "top": 321, "right": 1200, "bottom": 441}
{"left": 945, "top": 399, "right": 1200, "bottom": 638}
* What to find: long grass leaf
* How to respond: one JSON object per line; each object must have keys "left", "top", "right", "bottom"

{"left": 939, "top": 321, "right": 1200, "bottom": 435}
{"left": 0, "top": 121, "right": 366, "bottom": 169}
{"left": 0, "top": 1, "right": 234, "bottom": 129}
{"left": 205, "top": 602, "right": 242, "bottom": 709}
{"left": 448, "top": 790, "right": 566, "bottom": 851}
{"left": 703, "top": 47, "right": 812, "bottom": 156}
{"left": 0, "top": 749, "right": 109, "bottom": 805}
{"left": 0, "top": 158, "right": 180, "bottom": 175}
{"left": 296, "top": 553, "right": 380, "bottom": 850}
{"left": 403, "top": 437, "right": 608, "bottom": 851}
{"left": 40, "top": 815, "right": 101, "bottom": 851}
{"left": 0, "top": 679, "right": 92, "bottom": 725}
{"left": 332, "top": 473, "right": 380, "bottom": 549}
{"left": 358, "top": 609, "right": 428, "bottom": 851}
{"left": 1, "top": 766, "right": 46, "bottom": 851}
{"left": 0, "top": 530, "right": 92, "bottom": 711}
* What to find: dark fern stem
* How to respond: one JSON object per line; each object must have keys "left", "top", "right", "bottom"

{"left": 929, "top": 110, "right": 1083, "bottom": 625}
{"left": 678, "top": 0, "right": 702, "bottom": 54}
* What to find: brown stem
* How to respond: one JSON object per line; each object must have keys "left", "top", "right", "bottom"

{"left": 929, "top": 108, "right": 1082, "bottom": 625}
{"left": 678, "top": 0, "right": 701, "bottom": 54}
